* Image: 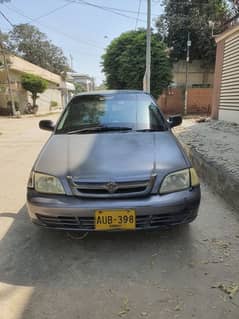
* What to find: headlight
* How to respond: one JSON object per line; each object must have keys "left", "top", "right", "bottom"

{"left": 34, "top": 172, "right": 65, "bottom": 194}
{"left": 190, "top": 168, "right": 200, "bottom": 187}
{"left": 159, "top": 168, "right": 199, "bottom": 195}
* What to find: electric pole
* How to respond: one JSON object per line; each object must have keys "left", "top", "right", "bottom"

{"left": 0, "top": 42, "right": 16, "bottom": 116}
{"left": 143, "top": 0, "right": 151, "bottom": 93}
{"left": 69, "top": 53, "right": 73, "bottom": 70}
{"left": 184, "top": 31, "right": 191, "bottom": 116}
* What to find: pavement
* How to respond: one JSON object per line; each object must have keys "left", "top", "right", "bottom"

{"left": 0, "top": 115, "right": 239, "bottom": 319}
{"left": 174, "top": 119, "right": 239, "bottom": 211}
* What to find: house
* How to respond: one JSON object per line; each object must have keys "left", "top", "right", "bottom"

{"left": 0, "top": 55, "right": 75, "bottom": 115}
{"left": 211, "top": 16, "right": 239, "bottom": 123}
{"left": 67, "top": 72, "right": 95, "bottom": 91}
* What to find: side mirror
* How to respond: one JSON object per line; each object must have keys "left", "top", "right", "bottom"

{"left": 168, "top": 115, "right": 182, "bottom": 128}
{"left": 39, "top": 120, "right": 55, "bottom": 132}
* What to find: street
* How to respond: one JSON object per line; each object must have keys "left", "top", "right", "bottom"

{"left": 0, "top": 114, "right": 239, "bottom": 319}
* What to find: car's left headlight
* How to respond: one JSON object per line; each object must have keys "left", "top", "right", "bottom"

{"left": 33, "top": 172, "right": 65, "bottom": 194}
{"left": 159, "top": 168, "right": 199, "bottom": 195}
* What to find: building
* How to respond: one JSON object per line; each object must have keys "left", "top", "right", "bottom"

{"left": 211, "top": 17, "right": 239, "bottom": 123}
{"left": 0, "top": 55, "right": 75, "bottom": 115}
{"left": 67, "top": 72, "right": 95, "bottom": 91}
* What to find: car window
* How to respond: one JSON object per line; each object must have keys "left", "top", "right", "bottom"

{"left": 56, "top": 93, "right": 167, "bottom": 133}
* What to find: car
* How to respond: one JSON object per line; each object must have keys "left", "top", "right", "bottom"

{"left": 27, "top": 90, "right": 201, "bottom": 231}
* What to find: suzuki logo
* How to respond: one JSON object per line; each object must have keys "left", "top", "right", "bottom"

{"left": 105, "top": 182, "right": 118, "bottom": 194}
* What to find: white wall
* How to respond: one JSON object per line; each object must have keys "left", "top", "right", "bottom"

{"left": 219, "top": 109, "right": 239, "bottom": 124}
{"left": 173, "top": 60, "right": 214, "bottom": 87}
{"left": 28, "top": 83, "right": 63, "bottom": 114}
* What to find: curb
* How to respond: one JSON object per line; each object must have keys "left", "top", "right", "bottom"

{"left": 181, "top": 142, "right": 239, "bottom": 211}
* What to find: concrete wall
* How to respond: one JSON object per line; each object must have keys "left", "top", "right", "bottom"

{"left": 33, "top": 83, "right": 63, "bottom": 114}
{"left": 0, "top": 70, "right": 28, "bottom": 114}
{"left": 187, "top": 88, "right": 213, "bottom": 115}
{"left": 173, "top": 60, "right": 214, "bottom": 87}
{"left": 158, "top": 88, "right": 184, "bottom": 115}
{"left": 158, "top": 88, "right": 213, "bottom": 115}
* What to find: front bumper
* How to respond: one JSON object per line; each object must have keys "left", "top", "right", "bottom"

{"left": 27, "top": 187, "right": 201, "bottom": 231}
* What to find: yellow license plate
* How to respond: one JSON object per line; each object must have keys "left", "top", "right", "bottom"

{"left": 95, "top": 210, "right": 136, "bottom": 230}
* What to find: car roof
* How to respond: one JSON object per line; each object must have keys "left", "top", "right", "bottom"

{"left": 74, "top": 90, "right": 148, "bottom": 97}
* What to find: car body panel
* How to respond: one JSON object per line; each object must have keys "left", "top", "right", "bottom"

{"left": 34, "top": 131, "right": 189, "bottom": 182}
{"left": 27, "top": 187, "right": 200, "bottom": 231}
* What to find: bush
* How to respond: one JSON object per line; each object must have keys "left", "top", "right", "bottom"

{"left": 50, "top": 100, "right": 58, "bottom": 108}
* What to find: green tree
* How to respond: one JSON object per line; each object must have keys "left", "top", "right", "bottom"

{"left": 74, "top": 82, "right": 86, "bottom": 94}
{"left": 8, "top": 24, "right": 70, "bottom": 75}
{"left": 21, "top": 73, "right": 48, "bottom": 108}
{"left": 156, "top": 0, "right": 230, "bottom": 67}
{"left": 102, "top": 30, "right": 172, "bottom": 98}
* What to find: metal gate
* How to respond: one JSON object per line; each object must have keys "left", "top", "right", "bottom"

{"left": 219, "top": 33, "right": 239, "bottom": 122}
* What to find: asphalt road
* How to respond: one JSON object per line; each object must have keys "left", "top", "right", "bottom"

{"left": 0, "top": 115, "right": 239, "bottom": 319}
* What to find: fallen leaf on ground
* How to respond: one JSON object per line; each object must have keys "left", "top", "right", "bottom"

{"left": 212, "top": 283, "right": 239, "bottom": 299}
{"left": 118, "top": 311, "right": 128, "bottom": 317}
{"left": 174, "top": 305, "right": 182, "bottom": 311}
{"left": 140, "top": 312, "right": 148, "bottom": 317}
{"left": 229, "top": 285, "right": 239, "bottom": 299}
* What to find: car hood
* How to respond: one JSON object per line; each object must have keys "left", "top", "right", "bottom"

{"left": 34, "top": 132, "right": 188, "bottom": 180}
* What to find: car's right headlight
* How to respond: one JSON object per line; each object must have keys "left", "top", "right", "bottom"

{"left": 34, "top": 172, "right": 65, "bottom": 194}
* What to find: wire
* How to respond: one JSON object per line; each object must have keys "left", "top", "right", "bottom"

{"left": 0, "top": 9, "right": 14, "bottom": 27}
{"left": 69, "top": 2, "right": 158, "bottom": 17}
{"left": 67, "top": 0, "right": 147, "bottom": 23}
{"left": 32, "top": 2, "right": 73, "bottom": 22}
{"left": 4, "top": 3, "right": 104, "bottom": 50}
{"left": 135, "top": 0, "right": 143, "bottom": 30}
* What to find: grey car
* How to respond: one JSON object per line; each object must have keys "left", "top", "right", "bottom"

{"left": 27, "top": 90, "right": 200, "bottom": 231}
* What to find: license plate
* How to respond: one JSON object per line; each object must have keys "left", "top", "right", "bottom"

{"left": 95, "top": 210, "right": 136, "bottom": 230}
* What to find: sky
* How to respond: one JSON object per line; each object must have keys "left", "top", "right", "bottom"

{"left": 0, "top": 0, "right": 164, "bottom": 85}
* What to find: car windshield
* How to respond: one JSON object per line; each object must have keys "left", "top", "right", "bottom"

{"left": 56, "top": 93, "right": 167, "bottom": 133}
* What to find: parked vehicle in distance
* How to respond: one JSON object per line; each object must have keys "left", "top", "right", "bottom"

{"left": 27, "top": 90, "right": 201, "bottom": 231}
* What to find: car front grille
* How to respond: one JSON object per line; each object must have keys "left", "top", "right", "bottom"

{"left": 67, "top": 175, "right": 156, "bottom": 199}
{"left": 36, "top": 211, "right": 195, "bottom": 231}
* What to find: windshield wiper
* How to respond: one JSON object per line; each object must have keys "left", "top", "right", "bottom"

{"left": 135, "top": 128, "right": 165, "bottom": 132}
{"left": 67, "top": 126, "right": 133, "bottom": 134}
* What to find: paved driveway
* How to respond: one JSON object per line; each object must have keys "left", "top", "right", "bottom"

{"left": 0, "top": 115, "right": 239, "bottom": 319}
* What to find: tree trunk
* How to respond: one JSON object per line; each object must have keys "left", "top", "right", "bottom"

{"left": 32, "top": 93, "right": 37, "bottom": 107}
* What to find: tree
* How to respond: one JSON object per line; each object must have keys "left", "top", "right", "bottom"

{"left": 8, "top": 24, "right": 70, "bottom": 75}
{"left": 156, "top": 0, "right": 230, "bottom": 67}
{"left": 74, "top": 82, "right": 86, "bottom": 94}
{"left": 21, "top": 73, "right": 48, "bottom": 108}
{"left": 102, "top": 30, "right": 172, "bottom": 98}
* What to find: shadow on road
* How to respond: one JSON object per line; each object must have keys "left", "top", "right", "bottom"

{"left": 0, "top": 204, "right": 195, "bottom": 286}
{"left": 0, "top": 204, "right": 197, "bottom": 318}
